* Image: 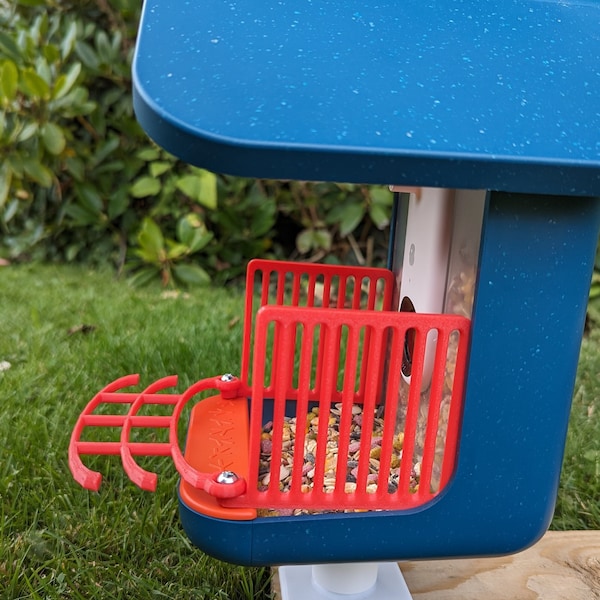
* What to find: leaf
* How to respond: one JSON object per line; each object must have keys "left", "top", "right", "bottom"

{"left": 32, "top": 13, "right": 48, "bottom": 42}
{"left": 90, "top": 135, "right": 120, "bottom": 168}
{"left": 313, "top": 229, "right": 332, "bottom": 251}
{"left": 369, "top": 203, "right": 390, "bottom": 230}
{"left": 149, "top": 161, "right": 171, "bottom": 178}
{"left": 16, "top": 122, "right": 38, "bottom": 143}
{"left": 128, "top": 266, "right": 161, "bottom": 288}
{"left": 50, "top": 87, "right": 95, "bottom": 116}
{"left": 137, "top": 217, "right": 165, "bottom": 262}
{"left": 61, "top": 21, "right": 78, "bottom": 60}
{"left": 108, "top": 190, "right": 129, "bottom": 219}
{"left": 177, "top": 214, "right": 197, "bottom": 246}
{"left": 0, "top": 60, "right": 18, "bottom": 103}
{"left": 75, "top": 41, "right": 99, "bottom": 70}
{"left": 41, "top": 122, "right": 66, "bottom": 155}
{"left": 175, "top": 175, "right": 201, "bottom": 199}
{"left": 176, "top": 169, "right": 217, "bottom": 209}
{"left": 65, "top": 243, "right": 80, "bottom": 262}
{"left": 65, "top": 157, "right": 85, "bottom": 181}
{"left": 95, "top": 31, "right": 114, "bottom": 65}
{"left": 250, "top": 201, "right": 276, "bottom": 237}
{"left": 3, "top": 199, "right": 18, "bottom": 223}
{"left": 42, "top": 44, "right": 60, "bottom": 64}
{"left": 65, "top": 203, "right": 100, "bottom": 226}
{"left": 0, "top": 163, "right": 11, "bottom": 208}
{"left": 296, "top": 229, "right": 315, "bottom": 254}
{"left": 35, "top": 57, "right": 52, "bottom": 88}
{"left": 188, "top": 231, "right": 213, "bottom": 253}
{"left": 75, "top": 182, "right": 103, "bottom": 215}
{"left": 172, "top": 263, "right": 211, "bottom": 286}
{"left": 0, "top": 32, "right": 21, "bottom": 63}
{"left": 136, "top": 147, "right": 161, "bottom": 161}
{"left": 166, "top": 240, "right": 189, "bottom": 260}
{"left": 295, "top": 227, "right": 330, "bottom": 254}
{"left": 338, "top": 203, "right": 365, "bottom": 236}
{"left": 95, "top": 160, "right": 125, "bottom": 175}
{"left": 130, "top": 176, "right": 161, "bottom": 198}
{"left": 20, "top": 67, "right": 50, "bottom": 99}
{"left": 22, "top": 158, "right": 53, "bottom": 187}
{"left": 176, "top": 214, "right": 213, "bottom": 253}
{"left": 370, "top": 186, "right": 393, "bottom": 206}
{"left": 52, "top": 62, "right": 81, "bottom": 100}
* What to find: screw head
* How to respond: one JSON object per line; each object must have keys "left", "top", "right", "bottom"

{"left": 216, "top": 470, "right": 239, "bottom": 485}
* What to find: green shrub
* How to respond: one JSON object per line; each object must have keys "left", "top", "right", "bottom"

{"left": 0, "top": 0, "right": 392, "bottom": 286}
{"left": 587, "top": 245, "right": 600, "bottom": 326}
{"left": 0, "top": 0, "right": 145, "bottom": 266}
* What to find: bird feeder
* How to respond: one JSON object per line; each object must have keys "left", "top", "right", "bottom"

{"left": 69, "top": 1, "right": 600, "bottom": 598}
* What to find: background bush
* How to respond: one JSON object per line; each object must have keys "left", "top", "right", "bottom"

{"left": 2, "top": 0, "right": 599, "bottom": 301}
{"left": 0, "top": 0, "right": 392, "bottom": 286}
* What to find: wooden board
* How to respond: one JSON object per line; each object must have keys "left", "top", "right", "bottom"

{"left": 271, "top": 531, "right": 600, "bottom": 599}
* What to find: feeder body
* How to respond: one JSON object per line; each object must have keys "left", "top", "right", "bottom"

{"left": 176, "top": 193, "right": 600, "bottom": 566}
{"left": 70, "top": 0, "right": 600, "bottom": 571}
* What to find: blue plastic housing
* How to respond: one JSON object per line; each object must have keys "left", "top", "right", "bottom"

{"left": 178, "top": 193, "right": 600, "bottom": 566}
{"left": 133, "top": 0, "right": 600, "bottom": 195}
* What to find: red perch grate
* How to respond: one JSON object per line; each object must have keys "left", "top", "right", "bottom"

{"left": 69, "top": 260, "right": 470, "bottom": 517}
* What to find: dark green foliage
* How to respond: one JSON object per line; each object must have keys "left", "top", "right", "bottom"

{"left": 0, "top": 0, "right": 145, "bottom": 266}
{"left": 0, "top": 1, "right": 392, "bottom": 286}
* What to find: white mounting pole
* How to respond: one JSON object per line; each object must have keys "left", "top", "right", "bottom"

{"left": 278, "top": 562, "right": 413, "bottom": 600}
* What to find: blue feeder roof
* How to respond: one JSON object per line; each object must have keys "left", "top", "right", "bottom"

{"left": 133, "top": 0, "right": 600, "bottom": 195}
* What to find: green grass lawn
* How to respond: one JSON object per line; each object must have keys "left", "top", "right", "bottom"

{"left": 0, "top": 264, "right": 270, "bottom": 599}
{"left": 1, "top": 264, "right": 599, "bottom": 599}
{"left": 554, "top": 325, "right": 600, "bottom": 530}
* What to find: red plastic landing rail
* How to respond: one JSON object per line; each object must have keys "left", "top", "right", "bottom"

{"left": 68, "top": 373, "right": 247, "bottom": 498}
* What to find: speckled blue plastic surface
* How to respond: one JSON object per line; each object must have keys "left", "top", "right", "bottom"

{"left": 133, "top": 0, "right": 600, "bottom": 194}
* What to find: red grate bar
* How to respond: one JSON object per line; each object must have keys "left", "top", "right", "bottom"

{"left": 81, "top": 415, "right": 173, "bottom": 428}
{"left": 69, "top": 375, "right": 179, "bottom": 491}
{"left": 242, "top": 259, "right": 395, "bottom": 386}
{"left": 225, "top": 304, "right": 470, "bottom": 512}
{"left": 74, "top": 442, "right": 173, "bottom": 456}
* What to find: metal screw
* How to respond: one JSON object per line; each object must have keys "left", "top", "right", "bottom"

{"left": 220, "top": 373, "right": 235, "bottom": 382}
{"left": 216, "top": 470, "right": 239, "bottom": 485}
